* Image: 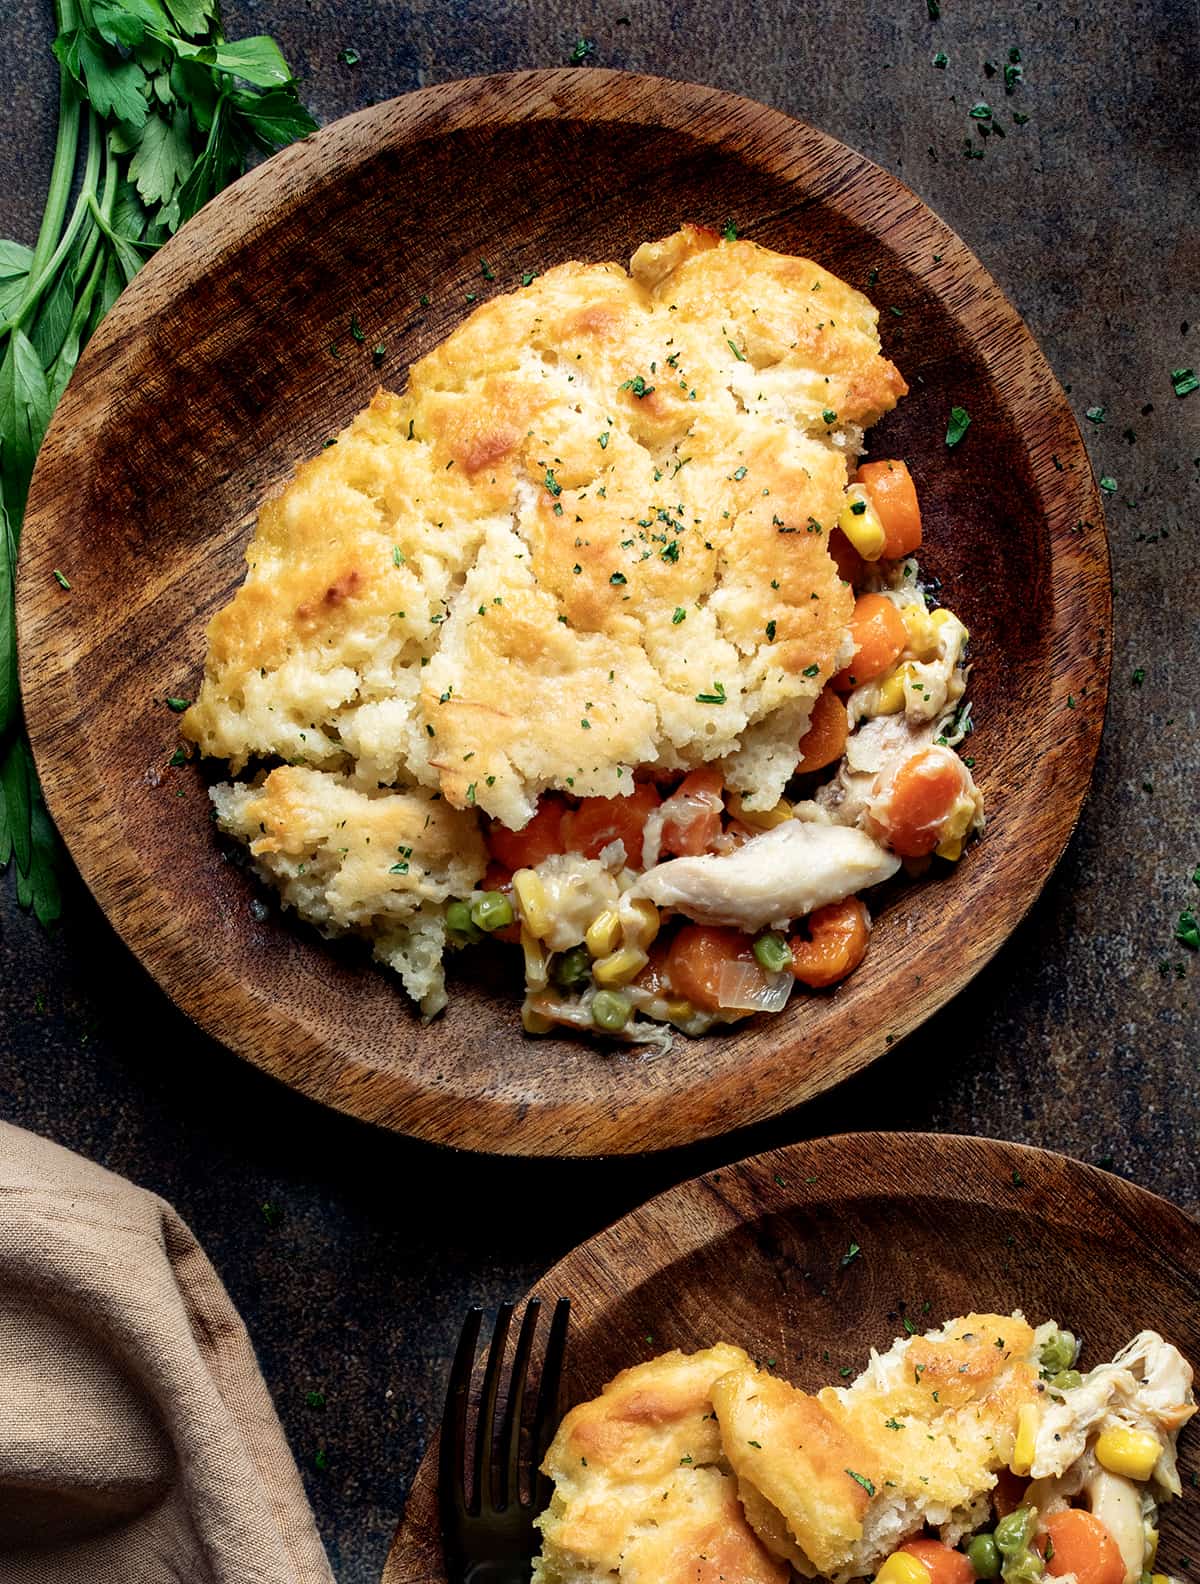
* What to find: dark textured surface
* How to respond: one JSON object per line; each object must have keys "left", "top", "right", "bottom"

{"left": 1, "top": 3, "right": 1197, "bottom": 1580}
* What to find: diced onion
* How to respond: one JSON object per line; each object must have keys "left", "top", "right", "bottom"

{"left": 716, "top": 960, "right": 793, "bottom": 1013}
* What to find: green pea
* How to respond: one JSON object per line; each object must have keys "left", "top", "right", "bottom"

{"left": 994, "top": 1506, "right": 1036, "bottom": 1556}
{"left": 1050, "top": 1368, "right": 1083, "bottom": 1391}
{"left": 446, "top": 900, "right": 482, "bottom": 942}
{"left": 752, "top": 931, "right": 792, "bottom": 973}
{"left": 966, "top": 1533, "right": 1001, "bottom": 1579}
{"left": 1038, "top": 1328, "right": 1077, "bottom": 1373}
{"left": 470, "top": 890, "right": 514, "bottom": 932}
{"left": 591, "top": 989, "right": 632, "bottom": 1032}
{"left": 553, "top": 946, "right": 591, "bottom": 988}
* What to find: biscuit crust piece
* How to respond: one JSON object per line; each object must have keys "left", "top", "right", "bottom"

{"left": 184, "top": 225, "right": 905, "bottom": 830}
{"left": 534, "top": 1344, "right": 788, "bottom": 1584}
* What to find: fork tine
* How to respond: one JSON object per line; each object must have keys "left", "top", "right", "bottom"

{"left": 530, "top": 1297, "right": 570, "bottom": 1516}
{"left": 497, "top": 1298, "right": 541, "bottom": 1510}
{"left": 473, "top": 1301, "right": 514, "bottom": 1514}
{"left": 439, "top": 1305, "right": 481, "bottom": 1532}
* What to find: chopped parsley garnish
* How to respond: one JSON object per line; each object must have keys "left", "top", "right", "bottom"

{"left": 969, "top": 102, "right": 993, "bottom": 120}
{"left": 1131, "top": 668, "right": 1145, "bottom": 686}
{"left": 621, "top": 374, "right": 655, "bottom": 398}
{"left": 884, "top": 1417, "right": 905, "bottom": 1430}
{"left": 802, "top": 663, "right": 820, "bottom": 677}
{"left": 846, "top": 1470, "right": 876, "bottom": 1496}
{"left": 569, "top": 36, "right": 595, "bottom": 63}
{"left": 1172, "top": 367, "right": 1198, "bottom": 398}
{"left": 349, "top": 314, "right": 365, "bottom": 343}
{"left": 850, "top": 498, "right": 866, "bottom": 515}
{"left": 732, "top": 465, "right": 748, "bottom": 480}
{"left": 598, "top": 431, "right": 609, "bottom": 448}
{"left": 722, "top": 218, "right": 738, "bottom": 240}
{"left": 1085, "top": 405, "right": 1107, "bottom": 424}
{"left": 946, "top": 405, "right": 971, "bottom": 447}
{"left": 165, "top": 696, "right": 190, "bottom": 713}
{"left": 1099, "top": 475, "right": 1117, "bottom": 494}
{"left": 52, "top": 568, "right": 71, "bottom": 589}
{"left": 696, "top": 682, "right": 727, "bottom": 704}
{"left": 765, "top": 620, "right": 776, "bottom": 640}
{"left": 480, "top": 259, "right": 495, "bottom": 280}
{"left": 389, "top": 861, "right": 409, "bottom": 874}
{"left": 1178, "top": 911, "right": 1200, "bottom": 951}
{"left": 727, "top": 338, "right": 747, "bottom": 361}
{"left": 338, "top": 46, "right": 360, "bottom": 65}
{"left": 673, "top": 607, "right": 687, "bottom": 624}
{"left": 822, "top": 409, "right": 838, "bottom": 424}
{"left": 933, "top": 50, "right": 948, "bottom": 67}
{"left": 544, "top": 469, "right": 562, "bottom": 496}
{"left": 521, "top": 271, "right": 537, "bottom": 287}
{"left": 840, "top": 1242, "right": 861, "bottom": 1267}
{"left": 610, "top": 571, "right": 627, "bottom": 585}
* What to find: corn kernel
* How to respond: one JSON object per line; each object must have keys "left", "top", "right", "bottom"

{"left": 585, "top": 908, "right": 622, "bottom": 958}
{"left": 934, "top": 795, "right": 977, "bottom": 862}
{"left": 930, "top": 605, "right": 968, "bottom": 641}
{"left": 874, "top": 1555, "right": 932, "bottom": 1584}
{"left": 512, "top": 868, "right": 552, "bottom": 939}
{"left": 1151, "top": 1575, "right": 1170, "bottom": 1583}
{"left": 900, "top": 603, "right": 938, "bottom": 659}
{"left": 728, "top": 792, "right": 794, "bottom": 829}
{"left": 1095, "top": 1425, "right": 1162, "bottom": 1481}
{"left": 521, "top": 1004, "right": 554, "bottom": 1034}
{"left": 521, "top": 927, "right": 549, "bottom": 991}
{"left": 620, "top": 896, "right": 661, "bottom": 950}
{"left": 665, "top": 998, "right": 694, "bottom": 1022}
{"left": 838, "top": 485, "right": 887, "bottom": 560}
{"left": 873, "top": 664, "right": 913, "bottom": 716}
{"left": 593, "top": 945, "right": 649, "bottom": 987}
{"left": 1011, "top": 1403, "right": 1039, "bottom": 1476}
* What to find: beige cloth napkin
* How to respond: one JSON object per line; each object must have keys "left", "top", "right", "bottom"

{"left": 0, "top": 1121, "right": 335, "bottom": 1584}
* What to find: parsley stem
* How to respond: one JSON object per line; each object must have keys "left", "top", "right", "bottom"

{"left": 21, "top": 24, "right": 81, "bottom": 319}
{"left": 2, "top": 110, "right": 102, "bottom": 338}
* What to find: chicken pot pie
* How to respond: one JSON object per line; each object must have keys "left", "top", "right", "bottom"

{"left": 183, "top": 225, "right": 982, "bottom": 1035}
{"left": 533, "top": 1316, "right": 1195, "bottom": 1584}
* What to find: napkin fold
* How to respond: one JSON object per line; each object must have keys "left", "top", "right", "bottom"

{"left": 0, "top": 1121, "right": 335, "bottom": 1583}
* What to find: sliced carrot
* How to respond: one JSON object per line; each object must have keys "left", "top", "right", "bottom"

{"left": 898, "top": 1539, "right": 975, "bottom": 1584}
{"left": 661, "top": 766, "right": 725, "bottom": 857}
{"left": 789, "top": 897, "right": 870, "bottom": 988}
{"left": 871, "top": 746, "right": 968, "bottom": 858}
{"left": 486, "top": 794, "right": 568, "bottom": 870}
{"left": 858, "top": 459, "right": 923, "bottom": 558}
{"left": 1039, "top": 1509, "right": 1125, "bottom": 1584}
{"left": 828, "top": 525, "right": 867, "bottom": 587}
{"left": 561, "top": 780, "right": 662, "bottom": 865}
{"left": 832, "top": 592, "right": 909, "bottom": 692}
{"left": 664, "top": 924, "right": 755, "bottom": 1012}
{"left": 796, "top": 687, "right": 849, "bottom": 775}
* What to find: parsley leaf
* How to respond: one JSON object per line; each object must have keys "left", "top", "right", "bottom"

{"left": 946, "top": 405, "right": 971, "bottom": 447}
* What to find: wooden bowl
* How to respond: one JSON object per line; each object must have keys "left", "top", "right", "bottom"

{"left": 18, "top": 71, "right": 1110, "bottom": 1156}
{"left": 383, "top": 1134, "right": 1200, "bottom": 1581}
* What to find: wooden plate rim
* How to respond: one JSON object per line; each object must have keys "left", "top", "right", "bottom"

{"left": 17, "top": 70, "right": 1112, "bottom": 1156}
{"left": 382, "top": 1132, "right": 1199, "bottom": 1582}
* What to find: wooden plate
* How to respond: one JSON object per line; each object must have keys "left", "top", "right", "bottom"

{"left": 18, "top": 71, "right": 1110, "bottom": 1156}
{"left": 383, "top": 1133, "right": 1200, "bottom": 1581}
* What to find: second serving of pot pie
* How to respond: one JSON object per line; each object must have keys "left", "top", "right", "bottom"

{"left": 183, "top": 224, "right": 982, "bottom": 1040}
{"left": 533, "top": 1315, "right": 1195, "bottom": 1584}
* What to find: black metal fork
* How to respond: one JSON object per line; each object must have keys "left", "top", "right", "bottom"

{"left": 439, "top": 1298, "right": 570, "bottom": 1584}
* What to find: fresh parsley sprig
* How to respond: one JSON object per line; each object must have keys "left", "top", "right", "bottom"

{"left": 0, "top": 0, "right": 315, "bottom": 923}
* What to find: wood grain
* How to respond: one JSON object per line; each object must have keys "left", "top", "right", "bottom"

{"left": 17, "top": 70, "right": 1110, "bottom": 1157}
{"left": 382, "top": 1133, "right": 1200, "bottom": 1582}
